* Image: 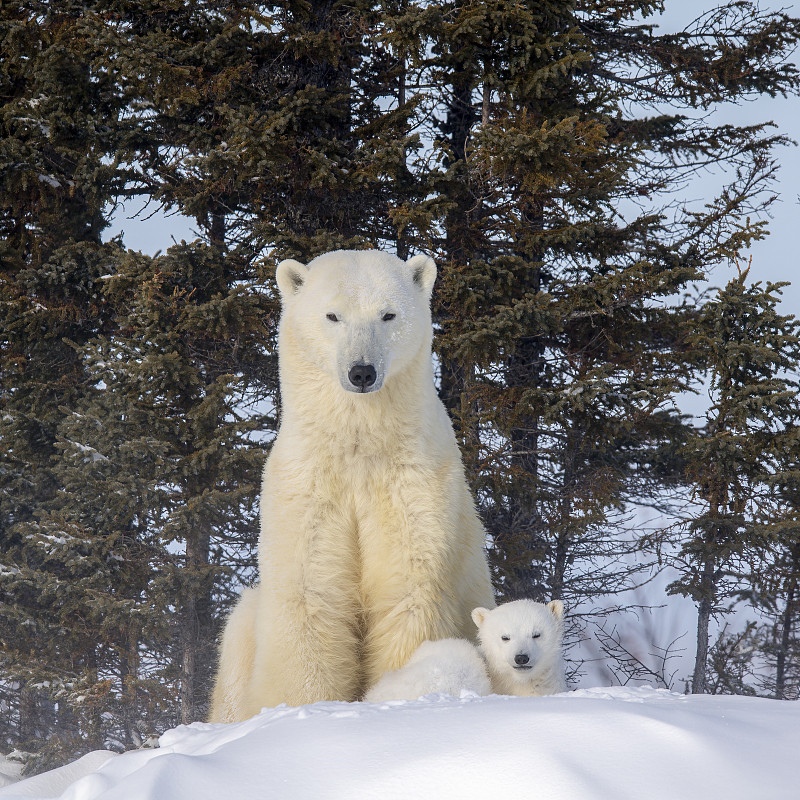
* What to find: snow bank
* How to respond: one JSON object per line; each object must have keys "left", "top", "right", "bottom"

{"left": 0, "top": 755, "right": 24, "bottom": 789}
{"left": 0, "top": 754, "right": 116, "bottom": 798}
{"left": 1, "top": 687, "right": 796, "bottom": 800}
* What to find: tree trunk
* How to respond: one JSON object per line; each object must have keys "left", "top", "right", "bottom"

{"left": 692, "top": 556, "right": 716, "bottom": 694}
{"left": 181, "top": 524, "right": 212, "bottom": 725}
{"left": 119, "top": 624, "right": 140, "bottom": 746}
{"left": 504, "top": 335, "right": 547, "bottom": 600}
{"left": 775, "top": 573, "right": 796, "bottom": 700}
{"left": 395, "top": 54, "right": 410, "bottom": 262}
{"left": 438, "top": 66, "right": 477, "bottom": 433}
{"left": 552, "top": 425, "right": 580, "bottom": 601}
{"left": 181, "top": 611, "right": 196, "bottom": 726}
{"left": 209, "top": 211, "right": 226, "bottom": 252}
{"left": 502, "top": 191, "right": 547, "bottom": 601}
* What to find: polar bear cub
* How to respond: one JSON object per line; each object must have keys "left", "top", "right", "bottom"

{"left": 364, "top": 599, "right": 566, "bottom": 702}
{"left": 472, "top": 599, "right": 566, "bottom": 697}
{"left": 364, "top": 638, "right": 491, "bottom": 702}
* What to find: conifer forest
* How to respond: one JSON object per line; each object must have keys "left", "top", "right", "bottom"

{"left": 1, "top": 0, "right": 799, "bottom": 771}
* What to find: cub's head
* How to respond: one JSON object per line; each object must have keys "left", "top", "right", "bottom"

{"left": 276, "top": 250, "right": 436, "bottom": 394}
{"left": 472, "top": 599, "right": 564, "bottom": 681}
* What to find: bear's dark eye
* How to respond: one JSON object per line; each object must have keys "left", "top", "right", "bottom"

{"left": 532, "top": 633, "right": 541, "bottom": 639}
{"left": 501, "top": 635, "right": 510, "bottom": 642}
{"left": 382, "top": 312, "right": 396, "bottom": 321}
{"left": 326, "top": 313, "right": 339, "bottom": 322}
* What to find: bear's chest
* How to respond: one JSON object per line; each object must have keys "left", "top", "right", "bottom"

{"left": 270, "top": 431, "right": 445, "bottom": 516}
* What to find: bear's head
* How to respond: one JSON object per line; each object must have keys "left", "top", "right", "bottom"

{"left": 471, "top": 599, "right": 564, "bottom": 681}
{"left": 275, "top": 250, "right": 437, "bottom": 394}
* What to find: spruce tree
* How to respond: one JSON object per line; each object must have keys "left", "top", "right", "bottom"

{"left": 72, "top": 2, "right": 282, "bottom": 726}
{"left": 109, "top": 0, "right": 418, "bottom": 262}
{"left": 1, "top": 1, "right": 274, "bottom": 759}
{"left": 0, "top": 0, "right": 132, "bottom": 757}
{"left": 666, "top": 267, "right": 800, "bottom": 694}
{"left": 69, "top": 243, "right": 270, "bottom": 728}
{"left": 742, "top": 438, "right": 800, "bottom": 699}
{"left": 762, "top": 537, "right": 800, "bottom": 700}
{"left": 390, "top": 0, "right": 800, "bottom": 630}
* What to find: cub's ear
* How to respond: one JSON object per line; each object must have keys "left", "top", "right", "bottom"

{"left": 547, "top": 600, "right": 565, "bottom": 624}
{"left": 471, "top": 607, "right": 490, "bottom": 628}
{"left": 276, "top": 259, "right": 309, "bottom": 298}
{"left": 406, "top": 254, "right": 437, "bottom": 295}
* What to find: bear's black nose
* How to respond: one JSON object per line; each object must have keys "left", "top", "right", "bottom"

{"left": 515, "top": 653, "right": 530, "bottom": 666}
{"left": 349, "top": 363, "right": 377, "bottom": 391}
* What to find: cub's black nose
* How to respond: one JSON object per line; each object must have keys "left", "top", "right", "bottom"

{"left": 515, "top": 653, "right": 530, "bottom": 666}
{"left": 349, "top": 363, "right": 376, "bottom": 391}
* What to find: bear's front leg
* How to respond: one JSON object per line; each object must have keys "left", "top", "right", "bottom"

{"left": 361, "top": 586, "right": 457, "bottom": 693}
{"left": 248, "top": 487, "right": 364, "bottom": 710}
{"left": 358, "top": 471, "right": 468, "bottom": 691}
{"left": 247, "top": 582, "right": 363, "bottom": 710}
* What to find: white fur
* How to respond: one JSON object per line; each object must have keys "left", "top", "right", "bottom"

{"left": 209, "top": 250, "right": 494, "bottom": 722}
{"left": 472, "top": 600, "right": 567, "bottom": 697}
{"left": 364, "top": 638, "right": 491, "bottom": 702}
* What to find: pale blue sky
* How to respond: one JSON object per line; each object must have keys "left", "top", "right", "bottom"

{"left": 658, "top": 1, "right": 800, "bottom": 313}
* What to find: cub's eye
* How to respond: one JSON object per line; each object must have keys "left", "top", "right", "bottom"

{"left": 382, "top": 312, "right": 396, "bottom": 321}
{"left": 532, "top": 633, "right": 541, "bottom": 639}
{"left": 326, "top": 313, "right": 339, "bottom": 322}
{"left": 501, "top": 635, "right": 510, "bottom": 642}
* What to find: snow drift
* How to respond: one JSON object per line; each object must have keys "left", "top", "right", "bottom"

{"left": 0, "top": 686, "right": 796, "bottom": 800}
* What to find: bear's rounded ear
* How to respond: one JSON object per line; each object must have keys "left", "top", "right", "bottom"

{"left": 406, "top": 254, "right": 437, "bottom": 295}
{"left": 471, "top": 607, "right": 489, "bottom": 628}
{"left": 276, "top": 259, "right": 309, "bottom": 299}
{"left": 547, "top": 600, "right": 565, "bottom": 624}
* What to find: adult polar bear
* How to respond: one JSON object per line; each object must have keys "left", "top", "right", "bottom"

{"left": 209, "top": 250, "right": 495, "bottom": 722}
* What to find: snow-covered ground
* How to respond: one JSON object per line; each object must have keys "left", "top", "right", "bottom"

{"left": 1, "top": 686, "right": 797, "bottom": 800}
